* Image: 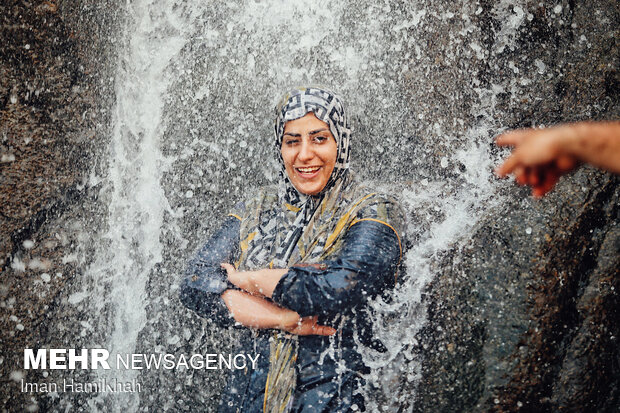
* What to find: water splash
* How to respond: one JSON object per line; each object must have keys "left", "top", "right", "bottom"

{"left": 360, "top": 125, "right": 504, "bottom": 411}
{"left": 79, "top": 0, "right": 203, "bottom": 410}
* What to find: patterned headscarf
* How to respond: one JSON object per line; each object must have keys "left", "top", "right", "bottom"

{"left": 274, "top": 86, "right": 351, "bottom": 206}
{"left": 243, "top": 86, "right": 351, "bottom": 269}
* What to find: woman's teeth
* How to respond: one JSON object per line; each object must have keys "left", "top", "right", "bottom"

{"left": 297, "top": 166, "right": 320, "bottom": 173}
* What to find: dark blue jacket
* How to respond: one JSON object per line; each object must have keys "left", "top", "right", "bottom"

{"left": 180, "top": 216, "right": 402, "bottom": 412}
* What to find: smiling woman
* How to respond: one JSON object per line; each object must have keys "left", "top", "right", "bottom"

{"left": 280, "top": 113, "right": 338, "bottom": 196}
{"left": 180, "top": 86, "right": 406, "bottom": 412}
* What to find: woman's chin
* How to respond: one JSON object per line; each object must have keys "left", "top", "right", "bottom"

{"left": 294, "top": 182, "right": 325, "bottom": 196}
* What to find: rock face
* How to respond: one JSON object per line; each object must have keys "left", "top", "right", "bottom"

{"left": 411, "top": 1, "right": 620, "bottom": 410}
{"left": 0, "top": 0, "right": 119, "bottom": 410}
{"left": 0, "top": 0, "right": 618, "bottom": 412}
{"left": 415, "top": 172, "right": 620, "bottom": 412}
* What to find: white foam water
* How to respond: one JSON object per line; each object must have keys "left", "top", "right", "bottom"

{"left": 81, "top": 1, "right": 205, "bottom": 411}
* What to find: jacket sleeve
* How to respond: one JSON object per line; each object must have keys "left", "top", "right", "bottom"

{"left": 271, "top": 219, "right": 402, "bottom": 317}
{"left": 179, "top": 215, "right": 241, "bottom": 327}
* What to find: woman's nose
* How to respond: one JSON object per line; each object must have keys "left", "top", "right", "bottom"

{"left": 298, "top": 140, "right": 314, "bottom": 161}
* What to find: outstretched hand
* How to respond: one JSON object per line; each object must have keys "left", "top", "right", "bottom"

{"left": 494, "top": 126, "right": 579, "bottom": 197}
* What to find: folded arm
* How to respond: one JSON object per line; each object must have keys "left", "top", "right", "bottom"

{"left": 271, "top": 219, "right": 402, "bottom": 318}
{"left": 180, "top": 216, "right": 334, "bottom": 335}
{"left": 221, "top": 290, "right": 335, "bottom": 335}
{"left": 180, "top": 216, "right": 241, "bottom": 327}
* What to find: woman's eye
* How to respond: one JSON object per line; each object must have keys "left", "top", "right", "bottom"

{"left": 285, "top": 139, "right": 299, "bottom": 145}
{"left": 314, "top": 136, "right": 327, "bottom": 142}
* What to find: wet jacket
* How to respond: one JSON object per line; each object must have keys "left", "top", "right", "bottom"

{"left": 180, "top": 194, "right": 403, "bottom": 412}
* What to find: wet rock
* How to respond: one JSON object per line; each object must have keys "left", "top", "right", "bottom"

{"left": 412, "top": 0, "right": 619, "bottom": 410}
{"left": 415, "top": 172, "right": 619, "bottom": 412}
{"left": 0, "top": 0, "right": 119, "bottom": 410}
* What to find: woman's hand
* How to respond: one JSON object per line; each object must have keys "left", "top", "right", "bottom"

{"left": 280, "top": 315, "right": 336, "bottom": 336}
{"left": 221, "top": 263, "right": 286, "bottom": 298}
{"left": 221, "top": 263, "right": 255, "bottom": 293}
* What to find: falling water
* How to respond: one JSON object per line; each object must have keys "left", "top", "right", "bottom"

{"left": 54, "top": 0, "right": 536, "bottom": 411}
{"left": 72, "top": 1, "right": 205, "bottom": 410}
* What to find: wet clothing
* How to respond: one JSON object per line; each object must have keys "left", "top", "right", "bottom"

{"left": 181, "top": 178, "right": 404, "bottom": 412}
{"left": 181, "top": 86, "right": 405, "bottom": 412}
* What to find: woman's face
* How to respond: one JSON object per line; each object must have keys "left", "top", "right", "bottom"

{"left": 281, "top": 112, "right": 338, "bottom": 196}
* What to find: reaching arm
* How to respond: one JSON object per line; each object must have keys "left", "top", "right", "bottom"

{"left": 495, "top": 121, "right": 620, "bottom": 197}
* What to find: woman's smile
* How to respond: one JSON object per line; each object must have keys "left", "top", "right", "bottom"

{"left": 295, "top": 165, "right": 321, "bottom": 177}
{"left": 281, "top": 112, "right": 338, "bottom": 195}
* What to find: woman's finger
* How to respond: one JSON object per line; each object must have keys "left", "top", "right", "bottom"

{"left": 293, "top": 316, "right": 316, "bottom": 335}
{"left": 314, "top": 325, "right": 336, "bottom": 336}
{"left": 292, "top": 317, "right": 336, "bottom": 336}
{"left": 221, "top": 263, "right": 248, "bottom": 291}
{"left": 220, "top": 263, "right": 235, "bottom": 275}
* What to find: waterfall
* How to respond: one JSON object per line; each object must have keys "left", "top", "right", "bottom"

{"left": 64, "top": 0, "right": 527, "bottom": 411}
{"left": 78, "top": 1, "right": 201, "bottom": 410}
{"left": 5, "top": 0, "right": 617, "bottom": 411}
